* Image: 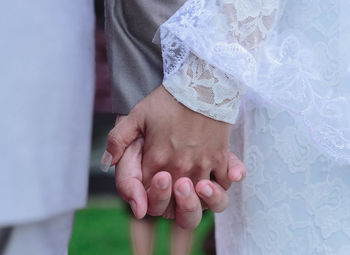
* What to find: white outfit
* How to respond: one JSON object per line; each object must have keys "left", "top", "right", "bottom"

{"left": 159, "top": 0, "right": 350, "bottom": 254}
{"left": 4, "top": 212, "right": 74, "bottom": 255}
{"left": 0, "top": 0, "right": 94, "bottom": 253}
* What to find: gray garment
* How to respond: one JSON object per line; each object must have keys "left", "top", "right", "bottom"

{"left": 105, "top": 0, "right": 185, "bottom": 114}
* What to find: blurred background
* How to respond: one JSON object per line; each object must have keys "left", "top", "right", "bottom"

{"left": 67, "top": 1, "right": 215, "bottom": 254}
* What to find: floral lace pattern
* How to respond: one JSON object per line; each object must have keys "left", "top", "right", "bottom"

{"left": 216, "top": 103, "right": 350, "bottom": 255}
{"left": 210, "top": 0, "right": 350, "bottom": 254}
{"left": 163, "top": 52, "right": 244, "bottom": 123}
{"left": 158, "top": 0, "right": 350, "bottom": 253}
{"left": 160, "top": 0, "right": 279, "bottom": 123}
{"left": 255, "top": 31, "right": 350, "bottom": 164}
{"left": 159, "top": 0, "right": 350, "bottom": 163}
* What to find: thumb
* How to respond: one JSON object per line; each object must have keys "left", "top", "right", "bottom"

{"left": 100, "top": 114, "right": 143, "bottom": 172}
{"left": 115, "top": 138, "right": 147, "bottom": 219}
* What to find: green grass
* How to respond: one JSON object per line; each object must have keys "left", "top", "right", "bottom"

{"left": 69, "top": 196, "right": 214, "bottom": 255}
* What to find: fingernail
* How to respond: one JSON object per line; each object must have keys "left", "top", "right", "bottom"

{"left": 199, "top": 185, "right": 213, "bottom": 198}
{"left": 237, "top": 173, "right": 243, "bottom": 181}
{"left": 176, "top": 181, "right": 191, "bottom": 197}
{"left": 100, "top": 151, "right": 112, "bottom": 172}
{"left": 129, "top": 200, "right": 137, "bottom": 216}
{"left": 156, "top": 177, "right": 170, "bottom": 190}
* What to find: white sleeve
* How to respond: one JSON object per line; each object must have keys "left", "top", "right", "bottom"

{"left": 159, "top": 0, "right": 281, "bottom": 124}
{"left": 156, "top": 0, "right": 350, "bottom": 164}
{"left": 163, "top": 52, "right": 245, "bottom": 123}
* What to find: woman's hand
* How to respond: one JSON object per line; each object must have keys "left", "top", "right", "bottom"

{"left": 103, "top": 85, "right": 242, "bottom": 190}
{"left": 101, "top": 85, "right": 246, "bottom": 228}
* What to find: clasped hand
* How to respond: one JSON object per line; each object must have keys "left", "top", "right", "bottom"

{"left": 101, "top": 86, "right": 245, "bottom": 229}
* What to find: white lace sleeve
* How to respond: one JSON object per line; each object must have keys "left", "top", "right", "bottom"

{"left": 158, "top": 0, "right": 350, "bottom": 164}
{"left": 163, "top": 52, "right": 245, "bottom": 124}
{"left": 159, "top": 0, "right": 281, "bottom": 124}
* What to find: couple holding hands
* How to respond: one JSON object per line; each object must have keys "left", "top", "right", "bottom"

{"left": 104, "top": 0, "right": 350, "bottom": 254}
{"left": 1, "top": 0, "right": 350, "bottom": 254}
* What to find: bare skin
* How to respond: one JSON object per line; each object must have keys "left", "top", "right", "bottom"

{"left": 113, "top": 138, "right": 245, "bottom": 229}
{"left": 104, "top": 85, "right": 246, "bottom": 229}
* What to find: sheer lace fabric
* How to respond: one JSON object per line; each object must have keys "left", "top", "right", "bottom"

{"left": 158, "top": 0, "right": 350, "bottom": 254}
{"left": 216, "top": 103, "right": 350, "bottom": 255}
{"left": 161, "top": 0, "right": 279, "bottom": 123}
{"left": 163, "top": 52, "right": 245, "bottom": 123}
{"left": 159, "top": 0, "right": 350, "bottom": 163}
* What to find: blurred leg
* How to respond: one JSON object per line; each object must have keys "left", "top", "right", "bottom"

{"left": 171, "top": 223, "right": 193, "bottom": 255}
{"left": 0, "top": 228, "right": 12, "bottom": 254}
{"left": 130, "top": 218, "right": 155, "bottom": 255}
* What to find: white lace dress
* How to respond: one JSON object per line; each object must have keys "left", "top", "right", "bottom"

{"left": 158, "top": 0, "right": 350, "bottom": 254}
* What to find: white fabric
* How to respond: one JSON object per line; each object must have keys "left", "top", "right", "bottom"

{"left": 216, "top": 101, "right": 350, "bottom": 255}
{"left": 160, "top": 0, "right": 280, "bottom": 124}
{"left": 4, "top": 211, "right": 74, "bottom": 255}
{"left": 159, "top": 0, "right": 350, "bottom": 254}
{"left": 0, "top": 0, "right": 95, "bottom": 226}
{"left": 159, "top": 0, "right": 350, "bottom": 164}
{"left": 163, "top": 52, "right": 245, "bottom": 123}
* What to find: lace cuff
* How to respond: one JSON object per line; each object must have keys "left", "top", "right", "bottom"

{"left": 163, "top": 52, "right": 245, "bottom": 124}
{"left": 159, "top": 0, "right": 280, "bottom": 124}
{"left": 156, "top": 0, "right": 350, "bottom": 163}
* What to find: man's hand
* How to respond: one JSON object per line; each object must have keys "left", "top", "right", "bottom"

{"left": 114, "top": 138, "right": 246, "bottom": 229}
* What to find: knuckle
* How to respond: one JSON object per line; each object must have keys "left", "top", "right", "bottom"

{"left": 199, "top": 158, "right": 212, "bottom": 172}
{"left": 125, "top": 115, "right": 139, "bottom": 129}
{"left": 174, "top": 159, "right": 192, "bottom": 175}
{"left": 213, "top": 151, "right": 227, "bottom": 165}
{"left": 154, "top": 195, "right": 170, "bottom": 203}
{"left": 148, "top": 150, "right": 168, "bottom": 168}
{"left": 150, "top": 187, "right": 170, "bottom": 202}
{"left": 147, "top": 198, "right": 168, "bottom": 216}
{"left": 108, "top": 129, "right": 125, "bottom": 148}
{"left": 180, "top": 201, "right": 197, "bottom": 213}
{"left": 115, "top": 179, "right": 132, "bottom": 200}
